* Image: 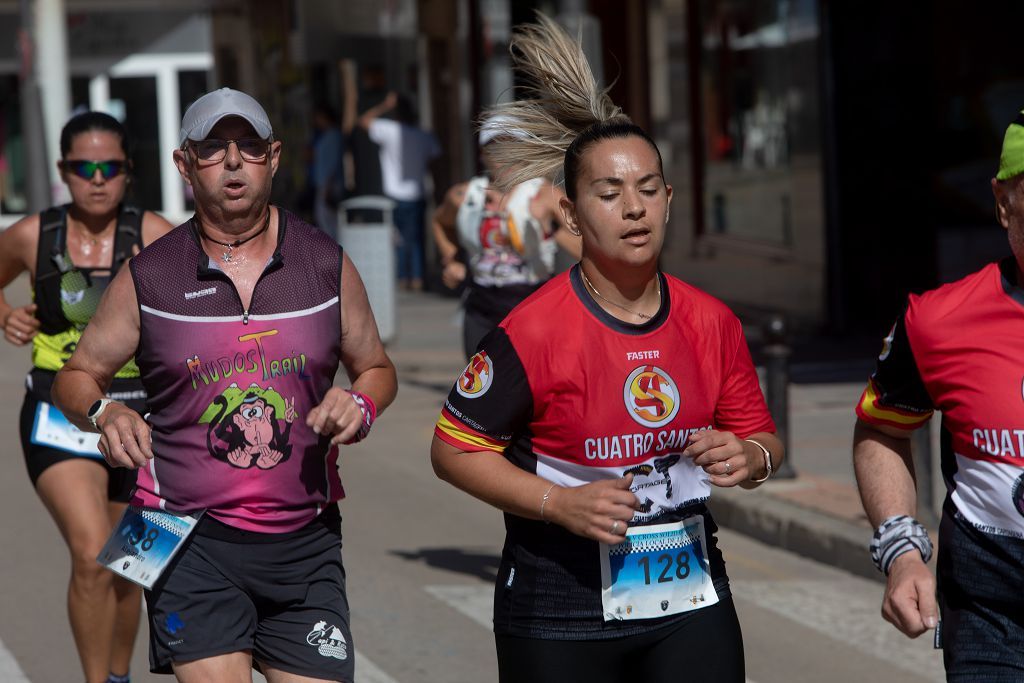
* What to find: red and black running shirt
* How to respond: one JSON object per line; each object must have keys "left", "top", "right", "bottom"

{"left": 857, "top": 258, "right": 1024, "bottom": 540}
{"left": 435, "top": 265, "right": 775, "bottom": 639}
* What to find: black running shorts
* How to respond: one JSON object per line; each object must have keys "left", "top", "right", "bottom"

{"left": 145, "top": 505, "right": 354, "bottom": 681}
{"left": 19, "top": 392, "right": 137, "bottom": 501}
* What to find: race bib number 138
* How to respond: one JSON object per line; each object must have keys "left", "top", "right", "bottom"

{"left": 96, "top": 507, "right": 202, "bottom": 589}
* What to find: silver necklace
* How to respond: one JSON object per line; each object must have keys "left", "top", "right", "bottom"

{"left": 196, "top": 211, "right": 271, "bottom": 262}
{"left": 580, "top": 268, "right": 661, "bottom": 321}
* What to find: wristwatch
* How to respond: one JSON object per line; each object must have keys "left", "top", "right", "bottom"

{"left": 746, "top": 438, "right": 774, "bottom": 483}
{"left": 87, "top": 398, "right": 117, "bottom": 430}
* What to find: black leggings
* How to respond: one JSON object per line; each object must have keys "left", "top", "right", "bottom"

{"left": 495, "top": 596, "right": 744, "bottom": 683}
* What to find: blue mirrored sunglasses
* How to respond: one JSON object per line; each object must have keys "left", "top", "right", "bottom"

{"left": 62, "top": 159, "right": 127, "bottom": 180}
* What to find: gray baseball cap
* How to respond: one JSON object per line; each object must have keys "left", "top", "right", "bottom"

{"left": 178, "top": 87, "right": 273, "bottom": 146}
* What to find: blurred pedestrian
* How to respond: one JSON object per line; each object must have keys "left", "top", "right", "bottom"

{"left": 0, "top": 111, "right": 173, "bottom": 683}
{"left": 433, "top": 115, "right": 581, "bottom": 358}
{"left": 52, "top": 88, "right": 397, "bottom": 682}
{"left": 431, "top": 15, "right": 783, "bottom": 683}
{"left": 310, "top": 102, "right": 345, "bottom": 236}
{"left": 854, "top": 109, "right": 1024, "bottom": 680}
{"left": 358, "top": 92, "right": 440, "bottom": 291}
{"left": 347, "top": 63, "right": 387, "bottom": 200}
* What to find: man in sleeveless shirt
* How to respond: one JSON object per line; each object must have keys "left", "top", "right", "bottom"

{"left": 52, "top": 88, "right": 397, "bottom": 682}
{"left": 854, "top": 110, "right": 1024, "bottom": 680}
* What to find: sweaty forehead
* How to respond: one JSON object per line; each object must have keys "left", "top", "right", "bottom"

{"left": 67, "top": 130, "right": 126, "bottom": 159}
{"left": 580, "top": 136, "right": 661, "bottom": 182}
{"left": 207, "top": 116, "right": 259, "bottom": 140}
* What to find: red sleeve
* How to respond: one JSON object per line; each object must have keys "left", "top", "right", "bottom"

{"left": 434, "top": 326, "right": 533, "bottom": 453}
{"left": 855, "top": 305, "right": 934, "bottom": 430}
{"left": 714, "top": 315, "right": 776, "bottom": 437}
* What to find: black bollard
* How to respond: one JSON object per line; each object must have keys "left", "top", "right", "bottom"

{"left": 763, "top": 314, "right": 796, "bottom": 478}
{"left": 911, "top": 426, "right": 939, "bottom": 528}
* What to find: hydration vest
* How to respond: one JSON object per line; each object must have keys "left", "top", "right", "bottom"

{"left": 32, "top": 204, "right": 143, "bottom": 375}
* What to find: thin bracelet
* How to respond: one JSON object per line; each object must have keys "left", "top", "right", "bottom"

{"left": 745, "top": 438, "right": 774, "bottom": 482}
{"left": 539, "top": 483, "right": 557, "bottom": 522}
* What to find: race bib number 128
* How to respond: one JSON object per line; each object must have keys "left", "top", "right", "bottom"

{"left": 600, "top": 517, "right": 719, "bottom": 621}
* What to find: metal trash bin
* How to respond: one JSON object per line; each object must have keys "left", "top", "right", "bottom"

{"left": 337, "top": 196, "right": 397, "bottom": 344}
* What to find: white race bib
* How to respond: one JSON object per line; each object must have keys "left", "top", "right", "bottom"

{"left": 31, "top": 401, "right": 101, "bottom": 456}
{"left": 600, "top": 517, "right": 719, "bottom": 621}
{"left": 97, "top": 507, "right": 203, "bottom": 589}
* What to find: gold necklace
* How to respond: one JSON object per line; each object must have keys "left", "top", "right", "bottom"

{"left": 580, "top": 268, "right": 661, "bottom": 321}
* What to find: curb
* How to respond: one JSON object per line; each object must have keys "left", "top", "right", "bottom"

{"left": 709, "top": 485, "right": 883, "bottom": 583}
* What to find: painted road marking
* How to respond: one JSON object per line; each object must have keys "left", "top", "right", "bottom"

{"left": 731, "top": 579, "right": 944, "bottom": 681}
{"left": 0, "top": 638, "right": 30, "bottom": 683}
{"left": 357, "top": 652, "right": 402, "bottom": 683}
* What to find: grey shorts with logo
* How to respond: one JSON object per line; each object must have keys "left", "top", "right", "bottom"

{"left": 145, "top": 505, "right": 354, "bottom": 681}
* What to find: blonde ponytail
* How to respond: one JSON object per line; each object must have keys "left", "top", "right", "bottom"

{"left": 481, "top": 12, "right": 630, "bottom": 191}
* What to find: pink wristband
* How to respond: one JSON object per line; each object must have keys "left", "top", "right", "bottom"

{"left": 343, "top": 390, "right": 377, "bottom": 444}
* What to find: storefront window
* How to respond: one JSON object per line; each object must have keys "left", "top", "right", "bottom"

{"left": 697, "top": 0, "right": 822, "bottom": 246}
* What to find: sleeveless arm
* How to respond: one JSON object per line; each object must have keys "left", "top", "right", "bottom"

{"left": 52, "top": 265, "right": 141, "bottom": 428}
{"left": 338, "top": 250, "right": 397, "bottom": 413}
{"left": 0, "top": 213, "right": 37, "bottom": 288}
{"left": 433, "top": 182, "right": 466, "bottom": 265}
{"left": 0, "top": 215, "right": 41, "bottom": 344}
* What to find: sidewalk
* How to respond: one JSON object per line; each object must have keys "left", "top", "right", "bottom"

{"left": 387, "top": 290, "right": 907, "bottom": 583}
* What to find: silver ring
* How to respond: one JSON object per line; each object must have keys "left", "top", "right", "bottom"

{"left": 724, "top": 461, "right": 732, "bottom": 474}
{"left": 610, "top": 520, "right": 620, "bottom": 535}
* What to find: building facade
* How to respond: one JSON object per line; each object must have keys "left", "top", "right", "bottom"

{"left": 3, "top": 0, "right": 1023, "bottom": 338}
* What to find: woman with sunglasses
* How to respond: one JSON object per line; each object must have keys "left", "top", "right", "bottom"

{"left": 0, "top": 111, "right": 172, "bottom": 683}
{"left": 431, "top": 15, "right": 783, "bottom": 682}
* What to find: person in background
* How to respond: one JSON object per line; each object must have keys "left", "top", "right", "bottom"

{"left": 432, "top": 116, "right": 581, "bottom": 358}
{"left": 346, "top": 63, "right": 387, "bottom": 201}
{"left": 0, "top": 111, "right": 173, "bottom": 683}
{"left": 358, "top": 92, "right": 441, "bottom": 291}
{"left": 310, "top": 102, "right": 345, "bottom": 236}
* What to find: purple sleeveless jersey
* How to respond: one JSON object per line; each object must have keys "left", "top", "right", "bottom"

{"left": 129, "top": 210, "right": 343, "bottom": 532}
